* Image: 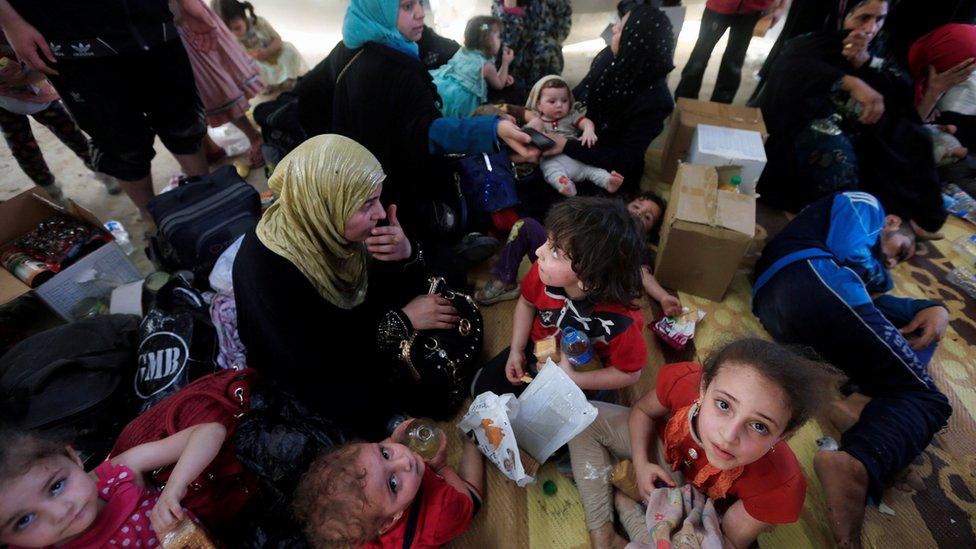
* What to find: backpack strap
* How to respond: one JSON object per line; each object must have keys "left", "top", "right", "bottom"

{"left": 401, "top": 485, "right": 424, "bottom": 549}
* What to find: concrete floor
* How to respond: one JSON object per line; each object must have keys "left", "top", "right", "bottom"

{"left": 0, "top": 0, "right": 783, "bottom": 274}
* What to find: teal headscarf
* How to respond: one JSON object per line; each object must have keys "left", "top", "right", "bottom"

{"left": 342, "top": 0, "right": 420, "bottom": 58}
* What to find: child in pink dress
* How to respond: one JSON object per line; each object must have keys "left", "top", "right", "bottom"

{"left": 0, "top": 423, "right": 227, "bottom": 548}
{"left": 171, "top": 0, "right": 265, "bottom": 167}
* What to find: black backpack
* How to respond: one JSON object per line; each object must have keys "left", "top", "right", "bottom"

{"left": 0, "top": 315, "right": 142, "bottom": 467}
{"left": 147, "top": 165, "right": 260, "bottom": 280}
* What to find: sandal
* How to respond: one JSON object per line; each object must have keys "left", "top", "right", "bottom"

{"left": 475, "top": 279, "right": 520, "bottom": 305}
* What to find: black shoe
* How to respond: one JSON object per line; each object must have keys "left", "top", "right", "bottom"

{"left": 454, "top": 232, "right": 499, "bottom": 265}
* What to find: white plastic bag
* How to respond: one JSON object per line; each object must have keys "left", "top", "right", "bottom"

{"left": 208, "top": 123, "right": 251, "bottom": 157}
{"left": 513, "top": 359, "right": 598, "bottom": 463}
{"left": 208, "top": 235, "right": 244, "bottom": 293}
{"left": 460, "top": 359, "right": 598, "bottom": 486}
{"left": 458, "top": 392, "right": 532, "bottom": 486}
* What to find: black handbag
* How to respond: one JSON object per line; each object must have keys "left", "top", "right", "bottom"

{"left": 398, "top": 277, "right": 483, "bottom": 418}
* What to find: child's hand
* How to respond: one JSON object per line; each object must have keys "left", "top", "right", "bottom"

{"left": 505, "top": 74, "right": 514, "bottom": 87}
{"left": 635, "top": 461, "right": 675, "bottom": 500}
{"left": 150, "top": 484, "right": 187, "bottom": 536}
{"left": 390, "top": 418, "right": 449, "bottom": 472}
{"left": 505, "top": 349, "right": 527, "bottom": 384}
{"left": 659, "top": 294, "right": 682, "bottom": 317}
{"left": 580, "top": 128, "right": 598, "bottom": 148}
{"left": 502, "top": 47, "right": 515, "bottom": 64}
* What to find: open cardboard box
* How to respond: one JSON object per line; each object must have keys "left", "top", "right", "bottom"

{"left": 0, "top": 189, "right": 144, "bottom": 319}
{"left": 655, "top": 164, "right": 756, "bottom": 302}
{"left": 660, "top": 98, "right": 767, "bottom": 184}
{"left": 687, "top": 124, "right": 767, "bottom": 195}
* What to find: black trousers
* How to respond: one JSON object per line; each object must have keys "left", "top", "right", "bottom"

{"left": 675, "top": 8, "right": 762, "bottom": 104}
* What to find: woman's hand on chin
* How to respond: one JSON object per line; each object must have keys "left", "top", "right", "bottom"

{"left": 841, "top": 30, "right": 870, "bottom": 69}
{"left": 497, "top": 120, "right": 540, "bottom": 162}
{"left": 367, "top": 204, "right": 412, "bottom": 261}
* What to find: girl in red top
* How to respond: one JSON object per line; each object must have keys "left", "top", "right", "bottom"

{"left": 0, "top": 422, "right": 226, "bottom": 548}
{"left": 569, "top": 338, "right": 843, "bottom": 549}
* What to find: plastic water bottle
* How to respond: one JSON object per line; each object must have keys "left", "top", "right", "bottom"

{"left": 947, "top": 267, "right": 976, "bottom": 299}
{"left": 561, "top": 327, "right": 594, "bottom": 367}
{"left": 104, "top": 220, "right": 135, "bottom": 255}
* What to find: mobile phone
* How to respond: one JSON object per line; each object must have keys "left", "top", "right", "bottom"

{"left": 522, "top": 127, "right": 556, "bottom": 151}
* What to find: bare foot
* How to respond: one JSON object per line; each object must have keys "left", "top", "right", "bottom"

{"left": 248, "top": 137, "right": 266, "bottom": 169}
{"left": 558, "top": 176, "right": 577, "bottom": 197}
{"left": 814, "top": 450, "right": 868, "bottom": 548}
{"left": 589, "top": 522, "right": 628, "bottom": 549}
{"left": 828, "top": 393, "right": 871, "bottom": 434}
{"left": 606, "top": 171, "right": 624, "bottom": 193}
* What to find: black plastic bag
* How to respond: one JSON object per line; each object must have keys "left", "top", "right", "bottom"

{"left": 135, "top": 274, "right": 218, "bottom": 412}
{"left": 228, "top": 383, "right": 348, "bottom": 547}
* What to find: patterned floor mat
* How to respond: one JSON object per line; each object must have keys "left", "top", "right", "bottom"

{"left": 446, "top": 150, "right": 976, "bottom": 548}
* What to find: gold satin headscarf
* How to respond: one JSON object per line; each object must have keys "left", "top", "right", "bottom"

{"left": 256, "top": 134, "right": 385, "bottom": 309}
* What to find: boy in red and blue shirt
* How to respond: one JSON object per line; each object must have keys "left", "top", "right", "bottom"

{"left": 471, "top": 197, "right": 648, "bottom": 397}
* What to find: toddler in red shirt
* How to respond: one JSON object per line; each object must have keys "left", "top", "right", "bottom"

{"left": 0, "top": 422, "right": 227, "bottom": 548}
{"left": 569, "top": 338, "right": 843, "bottom": 549}
{"left": 292, "top": 419, "right": 485, "bottom": 548}
{"left": 470, "top": 196, "right": 649, "bottom": 398}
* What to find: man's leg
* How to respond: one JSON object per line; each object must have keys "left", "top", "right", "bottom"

{"left": 710, "top": 12, "right": 763, "bottom": 104}
{"left": 754, "top": 260, "right": 951, "bottom": 546}
{"left": 0, "top": 107, "right": 56, "bottom": 188}
{"left": 675, "top": 8, "right": 730, "bottom": 100}
{"left": 49, "top": 56, "right": 157, "bottom": 219}
{"left": 142, "top": 39, "right": 208, "bottom": 179}
{"left": 30, "top": 101, "right": 92, "bottom": 165}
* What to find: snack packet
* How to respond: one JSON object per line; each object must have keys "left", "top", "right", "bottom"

{"left": 651, "top": 307, "right": 706, "bottom": 350}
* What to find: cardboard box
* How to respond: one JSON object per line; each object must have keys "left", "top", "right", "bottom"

{"left": 687, "top": 124, "right": 767, "bottom": 195}
{"left": 660, "top": 98, "right": 767, "bottom": 184}
{"left": 655, "top": 164, "right": 756, "bottom": 301}
{"left": 0, "top": 189, "right": 144, "bottom": 319}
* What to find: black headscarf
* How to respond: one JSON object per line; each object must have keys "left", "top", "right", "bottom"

{"left": 583, "top": 5, "right": 675, "bottom": 119}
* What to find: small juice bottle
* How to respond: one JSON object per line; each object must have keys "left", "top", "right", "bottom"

{"left": 719, "top": 175, "right": 742, "bottom": 193}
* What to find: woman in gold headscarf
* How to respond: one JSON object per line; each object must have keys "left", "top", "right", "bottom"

{"left": 232, "top": 134, "right": 458, "bottom": 439}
